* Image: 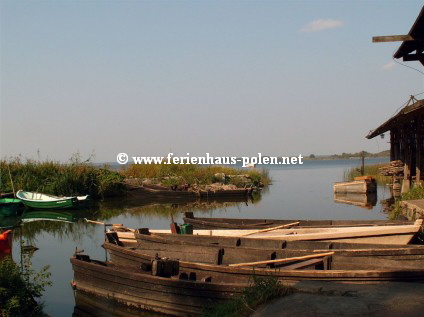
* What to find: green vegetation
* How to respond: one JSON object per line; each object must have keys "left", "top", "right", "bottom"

{"left": 390, "top": 184, "right": 424, "bottom": 220}
{"left": 0, "top": 255, "right": 51, "bottom": 317}
{"left": 344, "top": 163, "right": 391, "bottom": 185}
{"left": 1, "top": 158, "right": 125, "bottom": 198}
{"left": 121, "top": 163, "right": 271, "bottom": 187}
{"left": 202, "top": 276, "right": 290, "bottom": 317}
{"left": 1, "top": 157, "right": 270, "bottom": 199}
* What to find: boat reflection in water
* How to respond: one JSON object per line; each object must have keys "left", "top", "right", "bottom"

{"left": 73, "top": 289, "right": 165, "bottom": 317}
{"left": 333, "top": 192, "right": 377, "bottom": 210}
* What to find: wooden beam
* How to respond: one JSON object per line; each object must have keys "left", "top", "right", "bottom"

{"left": 372, "top": 35, "right": 414, "bottom": 43}
{"left": 403, "top": 53, "right": 424, "bottom": 62}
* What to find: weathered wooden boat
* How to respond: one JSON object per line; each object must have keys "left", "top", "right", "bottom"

{"left": 104, "top": 233, "right": 424, "bottom": 282}
{"left": 116, "top": 219, "right": 424, "bottom": 245}
{"left": 183, "top": 212, "right": 413, "bottom": 229}
{"left": 127, "top": 183, "right": 254, "bottom": 199}
{"left": 333, "top": 176, "right": 377, "bottom": 194}
{"left": 0, "top": 198, "right": 23, "bottom": 216}
{"left": 16, "top": 190, "right": 89, "bottom": 210}
{"left": 129, "top": 230, "right": 424, "bottom": 257}
{"left": 71, "top": 254, "right": 248, "bottom": 317}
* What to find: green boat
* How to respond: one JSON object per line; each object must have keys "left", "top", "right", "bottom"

{"left": 16, "top": 190, "right": 89, "bottom": 210}
{"left": 0, "top": 198, "right": 23, "bottom": 216}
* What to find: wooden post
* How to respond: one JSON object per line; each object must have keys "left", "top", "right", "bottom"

{"left": 390, "top": 129, "right": 395, "bottom": 161}
{"left": 416, "top": 118, "right": 422, "bottom": 184}
{"left": 402, "top": 125, "right": 411, "bottom": 193}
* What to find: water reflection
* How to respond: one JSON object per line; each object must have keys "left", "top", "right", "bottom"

{"left": 73, "top": 290, "right": 168, "bottom": 317}
{"left": 333, "top": 192, "right": 377, "bottom": 210}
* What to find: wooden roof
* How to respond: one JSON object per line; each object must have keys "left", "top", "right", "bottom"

{"left": 393, "top": 6, "right": 424, "bottom": 65}
{"left": 366, "top": 99, "right": 424, "bottom": 139}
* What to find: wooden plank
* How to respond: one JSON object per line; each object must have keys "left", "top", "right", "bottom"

{"left": 241, "top": 222, "right": 300, "bottom": 236}
{"left": 372, "top": 35, "right": 414, "bottom": 42}
{"left": 228, "top": 252, "right": 334, "bottom": 267}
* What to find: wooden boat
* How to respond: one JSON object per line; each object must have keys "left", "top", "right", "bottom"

{"left": 71, "top": 254, "right": 247, "bottom": 317}
{"left": 0, "top": 230, "right": 13, "bottom": 254}
{"left": 0, "top": 198, "right": 23, "bottom": 216}
{"left": 16, "top": 190, "right": 89, "bottom": 210}
{"left": 117, "top": 220, "right": 423, "bottom": 245}
{"left": 104, "top": 234, "right": 424, "bottom": 282}
{"left": 129, "top": 230, "right": 424, "bottom": 257}
{"left": 183, "top": 212, "right": 413, "bottom": 229}
{"left": 128, "top": 184, "right": 254, "bottom": 199}
{"left": 333, "top": 176, "right": 377, "bottom": 194}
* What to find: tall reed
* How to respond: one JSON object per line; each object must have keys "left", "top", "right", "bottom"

{"left": 344, "top": 163, "right": 391, "bottom": 185}
{"left": 0, "top": 158, "right": 124, "bottom": 198}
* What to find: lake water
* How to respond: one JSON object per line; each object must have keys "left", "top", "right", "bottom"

{"left": 7, "top": 158, "right": 392, "bottom": 316}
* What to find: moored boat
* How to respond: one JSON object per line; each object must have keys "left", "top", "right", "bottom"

{"left": 333, "top": 176, "right": 377, "bottom": 194}
{"left": 0, "top": 198, "right": 23, "bottom": 216}
{"left": 103, "top": 234, "right": 424, "bottom": 282}
{"left": 71, "top": 254, "right": 248, "bottom": 317}
{"left": 16, "top": 190, "right": 89, "bottom": 210}
{"left": 116, "top": 220, "right": 424, "bottom": 245}
{"left": 183, "top": 212, "right": 413, "bottom": 229}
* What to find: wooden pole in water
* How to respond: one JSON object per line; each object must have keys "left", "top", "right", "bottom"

{"left": 6, "top": 164, "right": 16, "bottom": 198}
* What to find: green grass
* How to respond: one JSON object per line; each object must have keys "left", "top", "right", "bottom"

{"left": 1, "top": 158, "right": 125, "bottom": 198}
{"left": 121, "top": 163, "right": 271, "bottom": 187}
{"left": 344, "top": 163, "right": 391, "bottom": 185}
{"left": 390, "top": 184, "right": 424, "bottom": 220}
{"left": 202, "top": 276, "right": 290, "bottom": 317}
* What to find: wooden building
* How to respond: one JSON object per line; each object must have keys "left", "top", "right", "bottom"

{"left": 367, "top": 6, "right": 424, "bottom": 192}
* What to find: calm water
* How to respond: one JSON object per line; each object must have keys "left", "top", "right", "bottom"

{"left": 8, "top": 158, "right": 391, "bottom": 316}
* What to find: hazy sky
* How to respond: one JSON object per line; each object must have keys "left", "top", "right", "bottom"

{"left": 1, "top": 1, "right": 424, "bottom": 162}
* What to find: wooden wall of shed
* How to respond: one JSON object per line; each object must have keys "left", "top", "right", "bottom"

{"left": 390, "top": 116, "right": 424, "bottom": 185}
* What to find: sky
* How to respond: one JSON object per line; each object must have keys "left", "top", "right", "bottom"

{"left": 1, "top": 0, "right": 424, "bottom": 163}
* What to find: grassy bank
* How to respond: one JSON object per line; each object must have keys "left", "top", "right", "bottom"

{"left": 202, "top": 276, "right": 290, "bottom": 317}
{"left": 0, "top": 159, "right": 125, "bottom": 198}
{"left": 344, "top": 163, "right": 391, "bottom": 185}
{"left": 121, "top": 163, "right": 271, "bottom": 187}
{"left": 390, "top": 184, "right": 424, "bottom": 219}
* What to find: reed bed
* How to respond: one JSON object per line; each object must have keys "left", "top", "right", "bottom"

{"left": 344, "top": 163, "right": 391, "bottom": 185}
{"left": 121, "top": 163, "right": 271, "bottom": 187}
{"left": 0, "top": 158, "right": 125, "bottom": 198}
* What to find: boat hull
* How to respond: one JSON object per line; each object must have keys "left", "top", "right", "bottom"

{"left": 0, "top": 198, "right": 22, "bottom": 216}
{"left": 333, "top": 179, "right": 377, "bottom": 194}
{"left": 71, "top": 256, "right": 246, "bottom": 317}
{"left": 104, "top": 241, "right": 424, "bottom": 282}
{"left": 122, "top": 221, "right": 423, "bottom": 245}
{"left": 183, "top": 212, "right": 413, "bottom": 229}
{"left": 16, "top": 190, "right": 87, "bottom": 210}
